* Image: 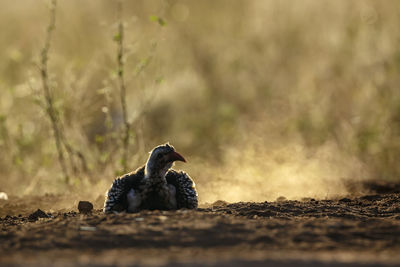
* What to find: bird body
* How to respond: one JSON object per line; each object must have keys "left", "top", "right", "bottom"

{"left": 104, "top": 144, "right": 198, "bottom": 213}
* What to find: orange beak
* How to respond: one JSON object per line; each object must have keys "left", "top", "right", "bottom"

{"left": 169, "top": 151, "right": 186, "bottom": 163}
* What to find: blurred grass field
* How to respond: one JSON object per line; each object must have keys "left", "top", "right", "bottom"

{"left": 1, "top": 0, "right": 400, "bottom": 203}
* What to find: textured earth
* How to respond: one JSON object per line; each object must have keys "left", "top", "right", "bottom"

{"left": 1, "top": 189, "right": 400, "bottom": 266}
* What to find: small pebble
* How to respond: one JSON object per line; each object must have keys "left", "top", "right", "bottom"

{"left": 276, "top": 196, "right": 287, "bottom": 202}
{"left": 158, "top": 215, "right": 168, "bottom": 221}
{"left": 80, "top": 226, "right": 96, "bottom": 231}
{"left": 0, "top": 192, "right": 8, "bottom": 200}
{"left": 78, "top": 201, "right": 93, "bottom": 214}
{"left": 28, "top": 209, "right": 49, "bottom": 222}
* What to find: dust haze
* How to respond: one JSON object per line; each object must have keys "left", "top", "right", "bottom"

{"left": 190, "top": 130, "right": 370, "bottom": 204}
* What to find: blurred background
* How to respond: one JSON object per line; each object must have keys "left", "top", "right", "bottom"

{"left": 1, "top": 0, "right": 400, "bottom": 204}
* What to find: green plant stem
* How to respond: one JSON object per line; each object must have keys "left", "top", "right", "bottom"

{"left": 117, "top": 1, "right": 130, "bottom": 173}
{"left": 40, "top": 0, "right": 69, "bottom": 183}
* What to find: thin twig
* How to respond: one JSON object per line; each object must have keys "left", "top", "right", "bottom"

{"left": 116, "top": 1, "right": 131, "bottom": 172}
{"left": 59, "top": 128, "right": 89, "bottom": 174}
{"left": 39, "top": 0, "right": 69, "bottom": 183}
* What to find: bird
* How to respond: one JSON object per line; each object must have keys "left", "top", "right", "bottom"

{"left": 104, "top": 143, "right": 198, "bottom": 213}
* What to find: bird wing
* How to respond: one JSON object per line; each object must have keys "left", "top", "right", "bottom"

{"left": 165, "top": 170, "right": 198, "bottom": 209}
{"left": 103, "top": 166, "right": 145, "bottom": 213}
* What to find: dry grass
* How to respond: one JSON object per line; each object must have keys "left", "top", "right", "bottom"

{"left": 1, "top": 0, "right": 399, "bottom": 203}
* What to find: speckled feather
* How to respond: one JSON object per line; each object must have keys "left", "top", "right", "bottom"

{"left": 166, "top": 170, "right": 198, "bottom": 209}
{"left": 103, "top": 167, "right": 145, "bottom": 213}
{"left": 104, "top": 167, "right": 198, "bottom": 213}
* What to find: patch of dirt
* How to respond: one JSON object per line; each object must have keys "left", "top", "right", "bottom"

{"left": 1, "top": 192, "right": 400, "bottom": 266}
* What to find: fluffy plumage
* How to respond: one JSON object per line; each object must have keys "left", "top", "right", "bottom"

{"left": 104, "top": 144, "right": 198, "bottom": 213}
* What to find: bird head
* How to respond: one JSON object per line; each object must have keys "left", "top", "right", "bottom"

{"left": 145, "top": 143, "right": 186, "bottom": 178}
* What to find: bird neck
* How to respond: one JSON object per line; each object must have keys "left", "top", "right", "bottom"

{"left": 144, "top": 162, "right": 172, "bottom": 183}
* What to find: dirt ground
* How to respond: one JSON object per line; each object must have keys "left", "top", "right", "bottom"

{"left": 1, "top": 187, "right": 400, "bottom": 267}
